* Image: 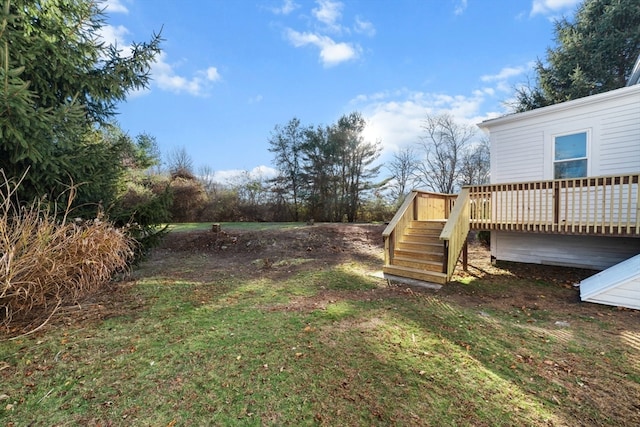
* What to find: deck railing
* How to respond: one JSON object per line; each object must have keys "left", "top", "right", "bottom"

{"left": 382, "top": 190, "right": 456, "bottom": 267}
{"left": 467, "top": 173, "right": 639, "bottom": 236}
{"left": 440, "top": 188, "right": 470, "bottom": 281}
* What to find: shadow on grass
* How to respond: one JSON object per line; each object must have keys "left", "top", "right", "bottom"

{"left": 2, "top": 234, "right": 639, "bottom": 426}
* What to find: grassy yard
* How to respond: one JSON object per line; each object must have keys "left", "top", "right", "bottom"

{"left": 1, "top": 225, "right": 639, "bottom": 426}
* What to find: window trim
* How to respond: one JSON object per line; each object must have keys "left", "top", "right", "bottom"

{"left": 552, "top": 129, "right": 590, "bottom": 179}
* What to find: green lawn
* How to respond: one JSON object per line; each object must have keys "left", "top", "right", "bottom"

{"left": 1, "top": 230, "right": 639, "bottom": 425}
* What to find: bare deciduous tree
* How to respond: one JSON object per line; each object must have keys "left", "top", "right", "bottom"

{"left": 415, "top": 113, "right": 477, "bottom": 194}
{"left": 268, "top": 118, "right": 307, "bottom": 221}
{"left": 386, "top": 146, "right": 419, "bottom": 204}
{"left": 198, "top": 164, "right": 218, "bottom": 196}
{"left": 458, "top": 137, "right": 490, "bottom": 186}
{"left": 167, "top": 146, "right": 194, "bottom": 179}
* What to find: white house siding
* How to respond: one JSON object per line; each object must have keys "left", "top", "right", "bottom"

{"left": 491, "top": 130, "right": 544, "bottom": 183}
{"left": 599, "top": 100, "right": 640, "bottom": 174}
{"left": 481, "top": 85, "right": 640, "bottom": 270}
{"left": 491, "top": 232, "right": 640, "bottom": 270}
{"left": 486, "top": 86, "right": 640, "bottom": 182}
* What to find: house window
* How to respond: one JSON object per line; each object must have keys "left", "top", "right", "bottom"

{"left": 554, "top": 131, "right": 587, "bottom": 179}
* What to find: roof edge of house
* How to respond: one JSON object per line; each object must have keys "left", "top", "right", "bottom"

{"left": 478, "top": 84, "right": 640, "bottom": 130}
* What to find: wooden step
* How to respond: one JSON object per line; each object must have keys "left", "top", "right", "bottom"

{"left": 403, "top": 228, "right": 442, "bottom": 240}
{"left": 400, "top": 233, "right": 442, "bottom": 245}
{"left": 409, "top": 220, "right": 446, "bottom": 229}
{"left": 394, "top": 247, "right": 444, "bottom": 262}
{"left": 396, "top": 240, "right": 443, "bottom": 251}
{"left": 406, "top": 223, "right": 443, "bottom": 234}
{"left": 392, "top": 256, "right": 443, "bottom": 272}
{"left": 383, "top": 265, "right": 447, "bottom": 285}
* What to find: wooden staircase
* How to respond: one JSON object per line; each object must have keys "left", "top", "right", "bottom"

{"left": 382, "top": 220, "right": 448, "bottom": 284}
{"left": 383, "top": 190, "right": 469, "bottom": 286}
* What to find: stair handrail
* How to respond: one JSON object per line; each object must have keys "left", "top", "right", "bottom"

{"left": 382, "top": 191, "right": 419, "bottom": 266}
{"left": 440, "top": 187, "right": 470, "bottom": 281}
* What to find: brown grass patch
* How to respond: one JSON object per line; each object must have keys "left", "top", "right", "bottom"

{"left": 0, "top": 175, "right": 135, "bottom": 332}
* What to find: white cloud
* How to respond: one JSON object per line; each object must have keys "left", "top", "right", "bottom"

{"left": 99, "top": 2, "right": 221, "bottom": 98}
{"left": 248, "top": 95, "right": 264, "bottom": 104}
{"left": 530, "top": 0, "right": 580, "bottom": 16}
{"left": 278, "top": 0, "right": 373, "bottom": 68}
{"left": 352, "top": 89, "right": 504, "bottom": 158}
{"left": 152, "top": 53, "right": 222, "bottom": 96}
{"left": 286, "top": 29, "right": 359, "bottom": 67}
{"left": 206, "top": 67, "right": 221, "bottom": 82}
{"left": 481, "top": 65, "right": 527, "bottom": 83}
{"left": 474, "top": 87, "right": 495, "bottom": 97}
{"left": 98, "top": 24, "right": 130, "bottom": 50}
{"left": 478, "top": 63, "right": 534, "bottom": 96}
{"left": 212, "top": 166, "right": 278, "bottom": 185}
{"left": 454, "top": 0, "right": 468, "bottom": 16}
{"left": 103, "top": 0, "right": 129, "bottom": 14}
{"left": 312, "top": 0, "right": 344, "bottom": 33}
{"left": 354, "top": 16, "right": 376, "bottom": 37}
{"left": 271, "top": 0, "right": 299, "bottom": 15}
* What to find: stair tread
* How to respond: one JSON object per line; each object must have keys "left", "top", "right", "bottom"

{"left": 397, "top": 251, "right": 441, "bottom": 256}
{"left": 384, "top": 264, "right": 446, "bottom": 276}
{"left": 392, "top": 256, "right": 442, "bottom": 265}
{"left": 394, "top": 249, "right": 443, "bottom": 256}
{"left": 397, "top": 242, "right": 442, "bottom": 248}
{"left": 405, "top": 231, "right": 442, "bottom": 236}
{"left": 383, "top": 265, "right": 447, "bottom": 284}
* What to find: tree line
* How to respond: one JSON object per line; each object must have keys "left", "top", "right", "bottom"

{"left": 1, "top": 0, "right": 638, "bottom": 233}
{"left": 268, "top": 113, "right": 382, "bottom": 223}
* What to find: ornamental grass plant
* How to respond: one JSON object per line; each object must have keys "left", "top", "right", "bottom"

{"left": 0, "top": 174, "right": 135, "bottom": 329}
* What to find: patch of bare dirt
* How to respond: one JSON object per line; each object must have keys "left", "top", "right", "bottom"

{"left": 445, "top": 240, "right": 638, "bottom": 318}
{"left": 153, "top": 223, "right": 386, "bottom": 277}
{"left": 160, "top": 223, "right": 384, "bottom": 258}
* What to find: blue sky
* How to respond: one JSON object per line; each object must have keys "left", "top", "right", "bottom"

{"left": 103, "top": 0, "right": 582, "bottom": 183}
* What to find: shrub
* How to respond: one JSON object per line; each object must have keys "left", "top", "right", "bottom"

{"left": 168, "top": 176, "right": 207, "bottom": 222}
{"left": 0, "top": 176, "right": 135, "bottom": 328}
{"left": 109, "top": 176, "right": 172, "bottom": 257}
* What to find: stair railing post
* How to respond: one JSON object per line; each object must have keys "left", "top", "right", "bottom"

{"left": 442, "top": 241, "right": 449, "bottom": 274}
{"left": 553, "top": 179, "right": 560, "bottom": 231}
{"left": 462, "top": 240, "right": 468, "bottom": 272}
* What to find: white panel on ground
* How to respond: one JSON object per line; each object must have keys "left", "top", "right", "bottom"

{"left": 580, "top": 254, "right": 640, "bottom": 309}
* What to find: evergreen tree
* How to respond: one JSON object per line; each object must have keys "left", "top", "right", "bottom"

{"left": 269, "top": 113, "right": 382, "bottom": 222}
{"left": 0, "top": 0, "right": 161, "bottom": 207}
{"left": 514, "top": 0, "right": 640, "bottom": 111}
{"left": 329, "top": 112, "right": 381, "bottom": 222}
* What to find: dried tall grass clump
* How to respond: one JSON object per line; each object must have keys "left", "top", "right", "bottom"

{"left": 0, "top": 175, "right": 136, "bottom": 328}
